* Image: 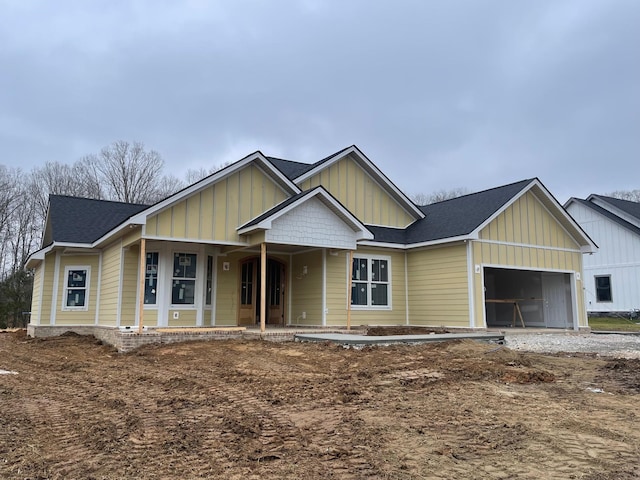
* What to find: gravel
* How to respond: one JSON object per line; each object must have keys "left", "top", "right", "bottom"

{"left": 504, "top": 332, "right": 640, "bottom": 359}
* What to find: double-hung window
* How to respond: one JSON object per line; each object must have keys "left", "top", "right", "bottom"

{"left": 172, "top": 253, "right": 197, "bottom": 305}
{"left": 351, "top": 255, "right": 391, "bottom": 308}
{"left": 64, "top": 266, "right": 90, "bottom": 310}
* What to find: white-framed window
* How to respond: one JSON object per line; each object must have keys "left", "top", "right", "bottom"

{"left": 63, "top": 266, "right": 90, "bottom": 310}
{"left": 351, "top": 255, "right": 391, "bottom": 309}
{"left": 172, "top": 252, "right": 197, "bottom": 305}
{"left": 595, "top": 275, "right": 612, "bottom": 303}
{"left": 144, "top": 252, "right": 159, "bottom": 305}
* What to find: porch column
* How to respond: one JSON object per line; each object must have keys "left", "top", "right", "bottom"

{"left": 137, "top": 238, "right": 146, "bottom": 334}
{"left": 260, "top": 242, "right": 267, "bottom": 333}
{"left": 347, "top": 250, "right": 353, "bottom": 331}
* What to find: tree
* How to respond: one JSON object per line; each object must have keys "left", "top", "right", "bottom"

{"left": 411, "top": 187, "right": 469, "bottom": 205}
{"left": 0, "top": 269, "right": 33, "bottom": 328}
{"left": 89, "top": 140, "right": 166, "bottom": 204}
{"left": 607, "top": 189, "right": 640, "bottom": 202}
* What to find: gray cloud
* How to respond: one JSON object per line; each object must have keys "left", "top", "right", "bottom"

{"left": 1, "top": 0, "right": 638, "bottom": 203}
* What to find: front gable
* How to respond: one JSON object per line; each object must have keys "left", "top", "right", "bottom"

{"left": 143, "top": 161, "right": 293, "bottom": 244}
{"left": 480, "top": 190, "right": 581, "bottom": 250}
{"left": 295, "top": 147, "right": 423, "bottom": 228}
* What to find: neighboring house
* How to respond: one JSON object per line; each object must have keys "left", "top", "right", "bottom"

{"left": 565, "top": 195, "right": 640, "bottom": 315}
{"left": 26, "top": 145, "right": 596, "bottom": 344}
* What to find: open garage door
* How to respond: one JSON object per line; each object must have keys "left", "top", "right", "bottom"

{"left": 484, "top": 268, "right": 574, "bottom": 329}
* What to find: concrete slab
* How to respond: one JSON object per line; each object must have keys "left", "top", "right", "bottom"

{"left": 294, "top": 332, "right": 505, "bottom": 346}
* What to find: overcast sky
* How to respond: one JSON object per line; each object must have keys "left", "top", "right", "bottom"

{"left": 1, "top": 0, "right": 638, "bottom": 203}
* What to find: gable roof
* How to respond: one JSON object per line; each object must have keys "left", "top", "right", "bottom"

{"left": 367, "top": 179, "right": 533, "bottom": 245}
{"left": 268, "top": 146, "right": 424, "bottom": 221}
{"left": 237, "top": 186, "right": 373, "bottom": 240}
{"left": 367, "top": 178, "right": 597, "bottom": 252}
{"left": 566, "top": 197, "right": 640, "bottom": 238}
{"left": 43, "top": 195, "right": 148, "bottom": 246}
{"left": 587, "top": 195, "right": 640, "bottom": 225}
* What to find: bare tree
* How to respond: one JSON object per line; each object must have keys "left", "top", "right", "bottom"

{"left": 607, "top": 189, "right": 640, "bottom": 202}
{"left": 92, "top": 141, "right": 166, "bottom": 204}
{"left": 411, "top": 187, "right": 469, "bottom": 206}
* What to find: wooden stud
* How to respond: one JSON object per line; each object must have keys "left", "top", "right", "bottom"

{"left": 260, "top": 242, "right": 267, "bottom": 333}
{"left": 347, "top": 250, "right": 353, "bottom": 331}
{"left": 137, "top": 238, "right": 146, "bottom": 335}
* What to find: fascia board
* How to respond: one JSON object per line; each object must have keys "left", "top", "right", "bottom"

{"left": 293, "top": 146, "right": 425, "bottom": 220}
{"left": 358, "top": 234, "right": 473, "bottom": 250}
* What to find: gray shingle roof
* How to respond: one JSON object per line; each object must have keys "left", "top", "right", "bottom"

{"left": 267, "top": 146, "right": 353, "bottom": 181}
{"left": 368, "top": 179, "right": 534, "bottom": 244}
{"left": 44, "top": 195, "right": 148, "bottom": 246}
{"left": 571, "top": 197, "right": 640, "bottom": 238}
{"left": 590, "top": 195, "right": 640, "bottom": 222}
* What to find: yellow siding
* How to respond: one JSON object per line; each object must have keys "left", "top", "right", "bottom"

{"left": 325, "top": 249, "right": 407, "bottom": 326}
{"left": 119, "top": 246, "right": 139, "bottom": 327}
{"left": 98, "top": 241, "right": 122, "bottom": 326}
{"left": 214, "top": 251, "right": 242, "bottom": 326}
{"left": 147, "top": 165, "right": 288, "bottom": 243}
{"left": 168, "top": 310, "right": 197, "bottom": 327}
{"left": 407, "top": 244, "right": 470, "bottom": 327}
{"left": 40, "top": 254, "right": 56, "bottom": 325}
{"left": 142, "top": 309, "right": 158, "bottom": 327}
{"left": 291, "top": 251, "right": 323, "bottom": 325}
{"left": 55, "top": 254, "right": 100, "bottom": 325}
{"left": 29, "top": 263, "right": 43, "bottom": 325}
{"left": 122, "top": 228, "right": 142, "bottom": 247}
{"left": 480, "top": 191, "right": 580, "bottom": 249}
{"left": 301, "top": 156, "right": 415, "bottom": 228}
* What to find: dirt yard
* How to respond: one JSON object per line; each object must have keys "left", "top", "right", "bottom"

{"left": 1, "top": 330, "right": 639, "bottom": 479}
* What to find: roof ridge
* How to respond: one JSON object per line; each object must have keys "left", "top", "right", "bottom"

{"left": 422, "top": 178, "right": 534, "bottom": 207}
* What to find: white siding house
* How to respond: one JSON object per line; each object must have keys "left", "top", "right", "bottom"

{"left": 565, "top": 195, "right": 640, "bottom": 314}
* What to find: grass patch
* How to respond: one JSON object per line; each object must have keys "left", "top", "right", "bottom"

{"left": 588, "top": 316, "right": 640, "bottom": 332}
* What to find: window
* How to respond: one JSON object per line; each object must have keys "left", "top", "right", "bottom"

{"left": 205, "top": 255, "right": 213, "bottom": 306}
{"left": 351, "top": 256, "right": 390, "bottom": 308}
{"left": 64, "top": 266, "right": 90, "bottom": 310}
{"left": 144, "top": 252, "right": 159, "bottom": 305}
{"left": 172, "top": 253, "right": 197, "bottom": 305}
{"left": 595, "top": 275, "right": 612, "bottom": 302}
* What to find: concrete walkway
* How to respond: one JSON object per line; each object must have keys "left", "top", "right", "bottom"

{"left": 294, "top": 332, "right": 505, "bottom": 346}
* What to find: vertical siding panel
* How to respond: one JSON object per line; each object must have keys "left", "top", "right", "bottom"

{"left": 186, "top": 195, "right": 200, "bottom": 239}
{"left": 200, "top": 186, "right": 214, "bottom": 241}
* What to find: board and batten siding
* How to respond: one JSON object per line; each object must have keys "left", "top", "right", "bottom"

{"left": 407, "top": 244, "right": 470, "bottom": 327}
{"left": 29, "top": 263, "right": 43, "bottom": 325}
{"left": 55, "top": 254, "right": 100, "bottom": 325}
{"left": 298, "top": 155, "right": 415, "bottom": 228}
{"left": 474, "top": 191, "right": 587, "bottom": 328}
{"left": 97, "top": 241, "right": 122, "bottom": 326}
{"left": 325, "top": 248, "right": 407, "bottom": 326}
{"left": 567, "top": 201, "right": 640, "bottom": 313}
{"left": 145, "top": 165, "right": 289, "bottom": 243}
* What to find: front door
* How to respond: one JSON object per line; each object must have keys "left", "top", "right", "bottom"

{"left": 238, "top": 257, "right": 286, "bottom": 326}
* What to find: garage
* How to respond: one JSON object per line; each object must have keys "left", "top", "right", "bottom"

{"left": 484, "top": 267, "right": 575, "bottom": 329}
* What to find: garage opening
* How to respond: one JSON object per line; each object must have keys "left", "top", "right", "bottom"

{"left": 484, "top": 268, "right": 574, "bottom": 329}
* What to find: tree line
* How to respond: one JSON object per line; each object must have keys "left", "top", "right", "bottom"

{"left": 0, "top": 141, "right": 219, "bottom": 328}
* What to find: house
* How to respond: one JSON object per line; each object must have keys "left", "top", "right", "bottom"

{"left": 26, "top": 145, "right": 596, "bottom": 347}
{"left": 565, "top": 195, "right": 640, "bottom": 315}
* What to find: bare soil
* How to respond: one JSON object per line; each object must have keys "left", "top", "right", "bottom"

{"left": 1, "top": 330, "right": 639, "bottom": 479}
